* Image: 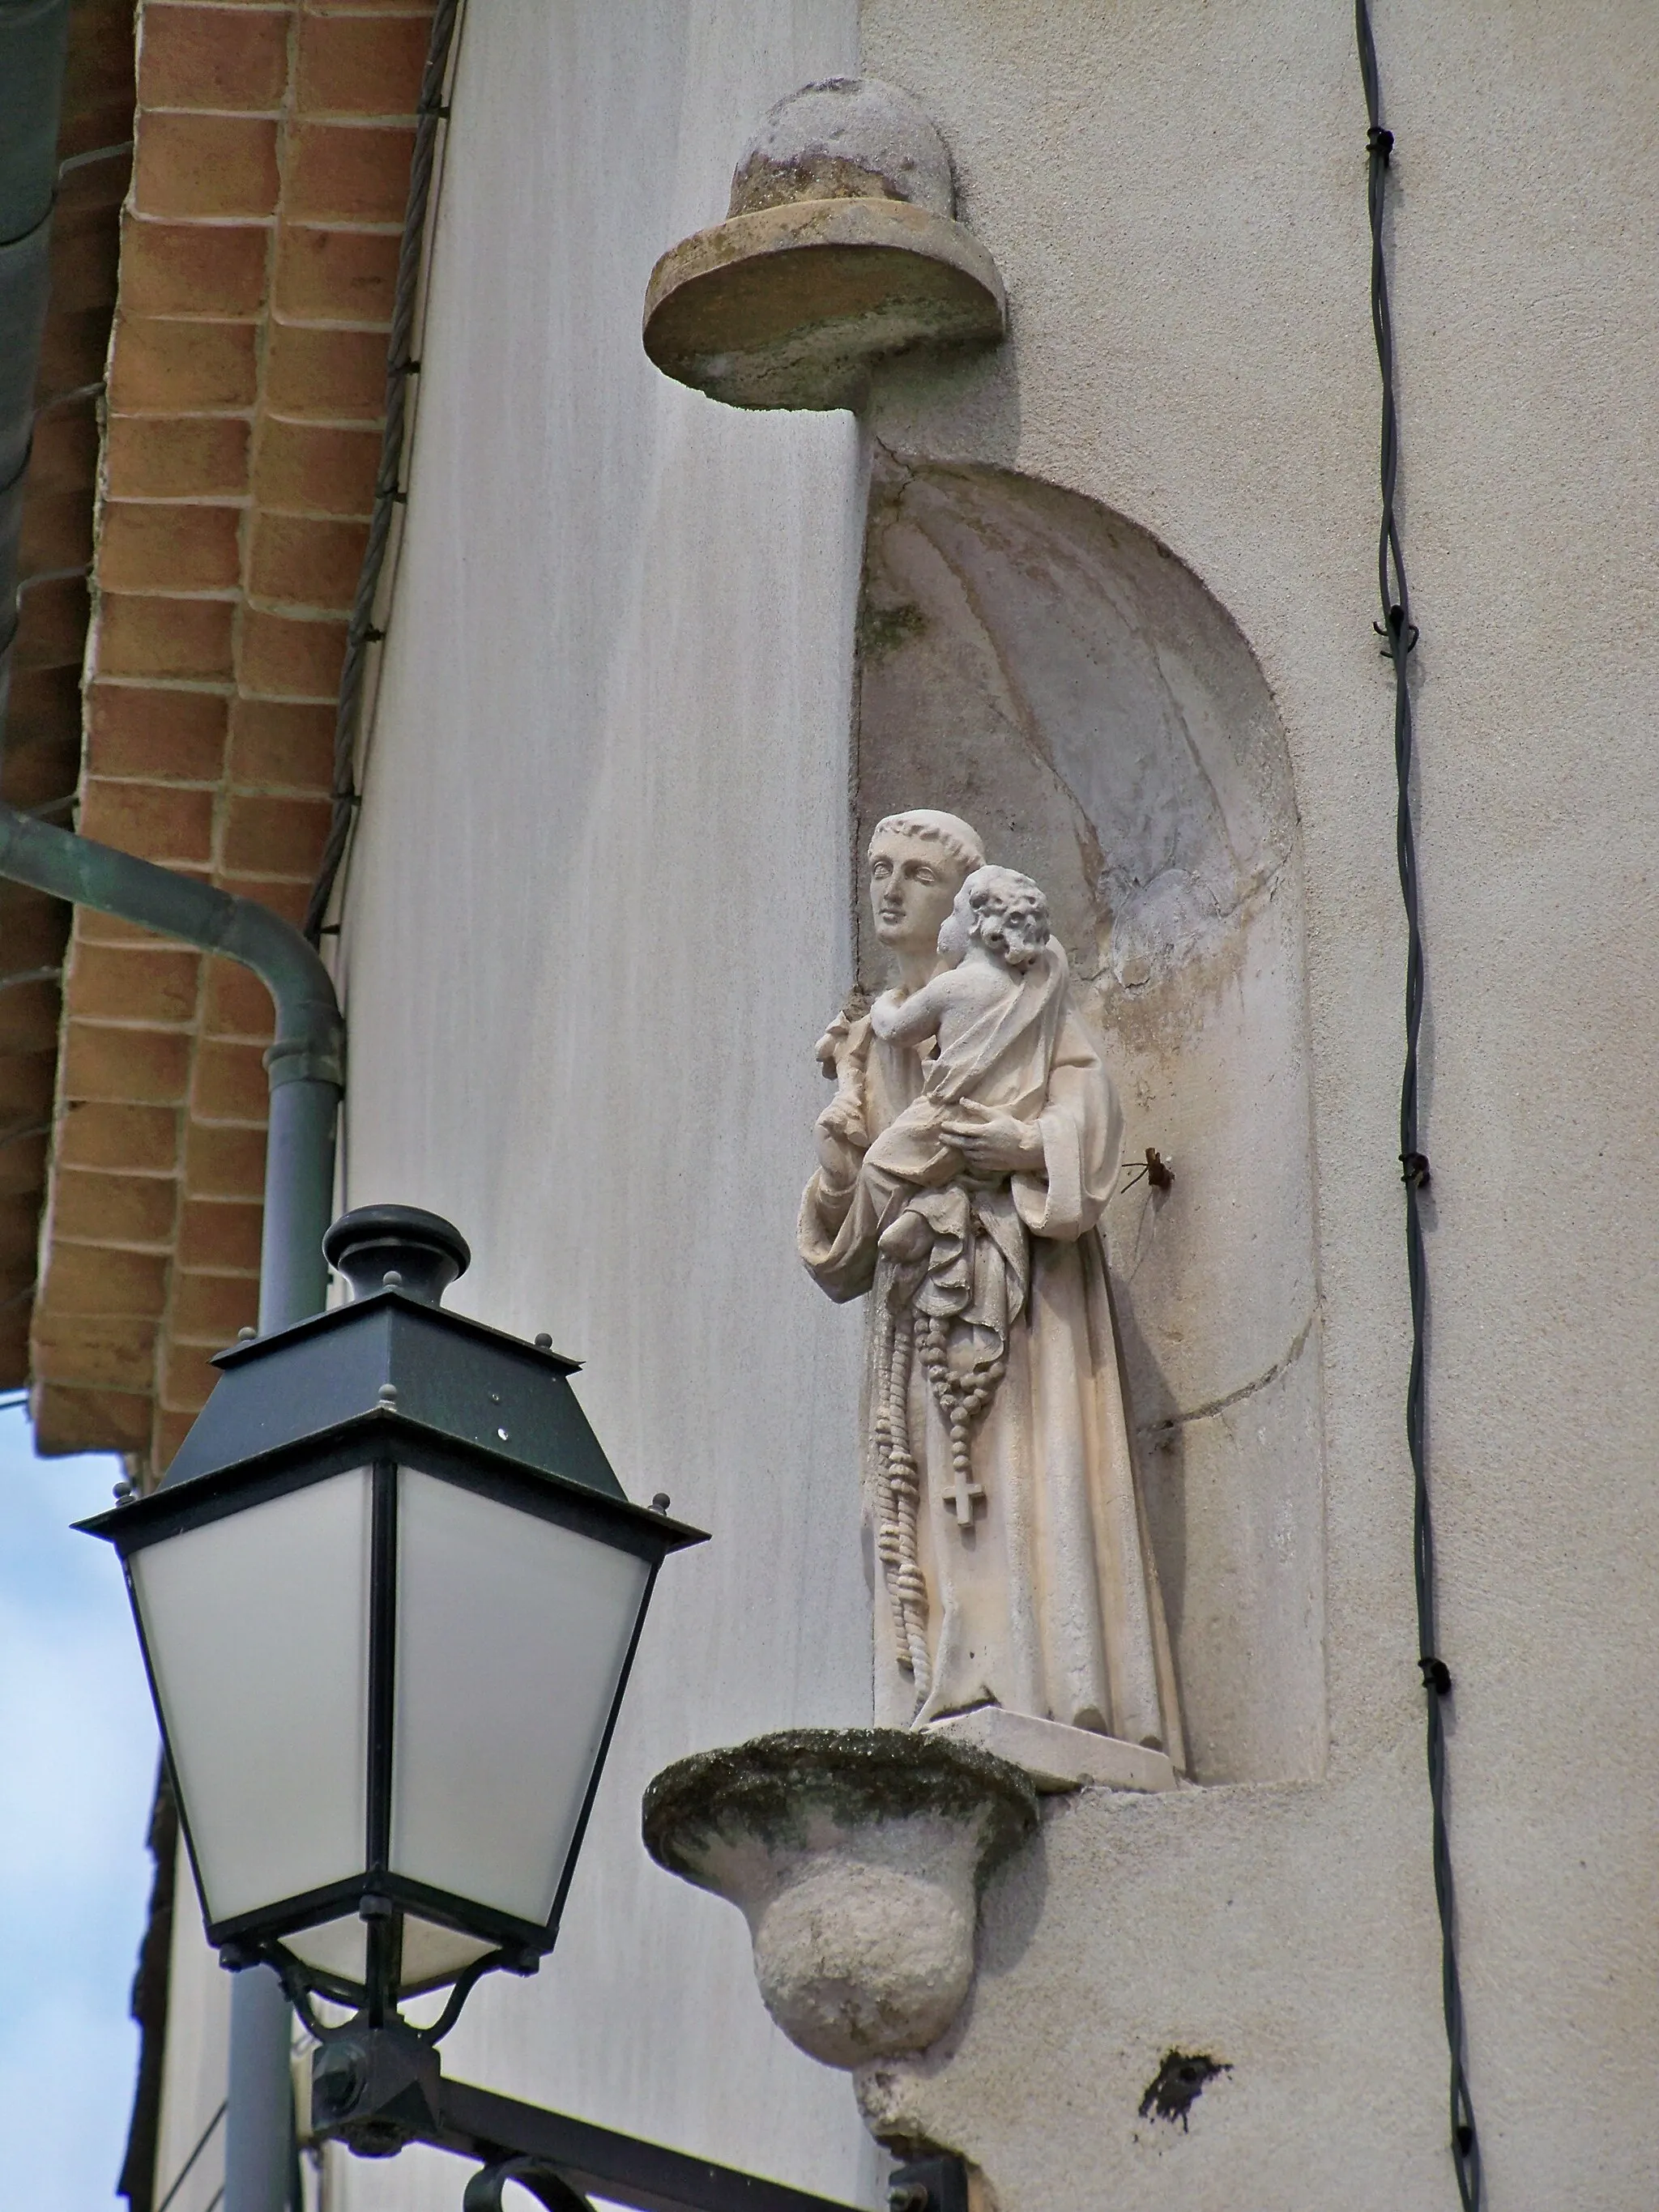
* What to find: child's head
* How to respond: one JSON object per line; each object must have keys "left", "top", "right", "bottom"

{"left": 939, "top": 866, "right": 1052, "bottom": 970}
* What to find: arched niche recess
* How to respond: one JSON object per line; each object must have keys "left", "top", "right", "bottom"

{"left": 855, "top": 453, "right": 1324, "bottom": 1786}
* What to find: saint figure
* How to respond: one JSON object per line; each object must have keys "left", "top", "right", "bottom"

{"left": 799, "top": 810, "right": 1184, "bottom": 1767}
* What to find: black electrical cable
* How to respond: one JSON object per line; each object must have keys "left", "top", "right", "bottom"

{"left": 302, "top": 0, "right": 462, "bottom": 944}
{"left": 1354, "top": 7, "right": 1481, "bottom": 2206}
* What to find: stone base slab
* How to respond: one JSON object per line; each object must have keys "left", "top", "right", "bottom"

{"left": 925, "top": 1707, "right": 1178, "bottom": 1794}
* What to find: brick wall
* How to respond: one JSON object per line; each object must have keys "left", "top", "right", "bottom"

{"left": 30, "top": 0, "right": 435, "bottom": 1469}
{"left": 0, "top": 0, "right": 135, "bottom": 1391}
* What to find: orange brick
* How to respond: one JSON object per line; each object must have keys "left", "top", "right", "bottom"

{"left": 52, "top": 1169, "right": 179, "bottom": 1247}
{"left": 79, "top": 778, "right": 216, "bottom": 865}
{"left": 177, "top": 1196, "right": 263, "bottom": 1271}
{"left": 169, "top": 1266, "right": 260, "bottom": 1339}
{"left": 35, "top": 1383, "right": 155, "bottom": 1455}
{"left": 96, "top": 593, "right": 235, "bottom": 680}
{"left": 273, "top": 224, "right": 399, "bottom": 324}
{"left": 238, "top": 607, "right": 347, "bottom": 699}
{"left": 264, "top": 320, "right": 389, "bottom": 417}
{"left": 193, "top": 1038, "right": 269, "bottom": 1119}
{"left": 154, "top": 1405, "right": 196, "bottom": 1471}
{"left": 86, "top": 684, "right": 229, "bottom": 780}
{"left": 119, "top": 214, "right": 271, "bottom": 317}
{"left": 39, "top": 1242, "right": 169, "bottom": 1317}
{"left": 296, "top": 11, "right": 430, "bottom": 113}
{"left": 181, "top": 1119, "right": 267, "bottom": 1198}
{"left": 223, "top": 791, "right": 332, "bottom": 875}
{"left": 161, "top": 1336, "right": 223, "bottom": 1411}
{"left": 62, "top": 1021, "right": 193, "bottom": 1105}
{"left": 286, "top": 122, "right": 415, "bottom": 224}
{"left": 32, "top": 1311, "right": 159, "bottom": 1393}
{"left": 104, "top": 416, "right": 251, "bottom": 501}
{"left": 201, "top": 957, "right": 275, "bottom": 1038}
{"left": 138, "top": 4, "right": 292, "bottom": 111}
{"left": 252, "top": 418, "right": 380, "bottom": 514}
{"left": 109, "top": 315, "right": 260, "bottom": 411}
{"left": 228, "top": 696, "right": 335, "bottom": 786}
{"left": 215, "top": 874, "right": 309, "bottom": 927}
{"left": 55, "top": 1100, "right": 180, "bottom": 1174}
{"left": 69, "top": 941, "right": 203, "bottom": 1025}
{"left": 249, "top": 511, "right": 368, "bottom": 606}
{"left": 75, "top": 907, "right": 206, "bottom": 952}
{"left": 134, "top": 113, "right": 281, "bottom": 220}
{"left": 98, "top": 501, "right": 243, "bottom": 593}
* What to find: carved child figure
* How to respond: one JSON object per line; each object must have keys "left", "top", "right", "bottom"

{"left": 862, "top": 866, "right": 1058, "bottom": 1191}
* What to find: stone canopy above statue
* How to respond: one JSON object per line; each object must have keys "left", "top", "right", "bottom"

{"left": 642, "top": 76, "right": 1006, "bottom": 410}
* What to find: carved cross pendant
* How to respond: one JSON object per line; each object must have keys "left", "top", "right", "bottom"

{"left": 941, "top": 1473, "right": 985, "bottom": 1528}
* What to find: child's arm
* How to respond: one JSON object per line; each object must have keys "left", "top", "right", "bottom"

{"left": 870, "top": 977, "right": 949, "bottom": 1046}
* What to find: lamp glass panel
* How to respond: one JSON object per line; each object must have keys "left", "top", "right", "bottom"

{"left": 390, "top": 1468, "right": 650, "bottom": 1924}
{"left": 283, "top": 1912, "right": 367, "bottom": 1987}
{"left": 399, "top": 1918, "right": 499, "bottom": 1989}
{"left": 130, "top": 1468, "right": 373, "bottom": 1924}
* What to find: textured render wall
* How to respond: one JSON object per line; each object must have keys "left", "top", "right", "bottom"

{"left": 326, "top": 2, "right": 880, "bottom": 2208}
{"left": 855, "top": 2, "right": 1659, "bottom": 2206}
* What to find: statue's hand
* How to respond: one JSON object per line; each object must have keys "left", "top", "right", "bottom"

{"left": 814, "top": 1103, "right": 866, "bottom": 1188}
{"left": 939, "top": 1100, "right": 1045, "bottom": 1175}
{"left": 814, "top": 1016, "right": 849, "bottom": 1079}
{"left": 814, "top": 1006, "right": 871, "bottom": 1081}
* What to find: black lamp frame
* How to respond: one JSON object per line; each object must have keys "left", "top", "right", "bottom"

{"left": 299, "top": 2011, "right": 969, "bottom": 2212}
{"left": 81, "top": 1204, "right": 969, "bottom": 2212}
{"left": 85, "top": 1421, "right": 698, "bottom": 2015}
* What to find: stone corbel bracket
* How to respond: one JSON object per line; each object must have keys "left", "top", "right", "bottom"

{"left": 642, "top": 79, "right": 1007, "bottom": 411}
{"left": 642, "top": 1728, "right": 1037, "bottom": 2070}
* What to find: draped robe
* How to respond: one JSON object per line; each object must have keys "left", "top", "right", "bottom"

{"left": 799, "top": 974, "right": 1185, "bottom": 1767}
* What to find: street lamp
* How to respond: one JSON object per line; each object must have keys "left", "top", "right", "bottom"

{"left": 83, "top": 1205, "right": 704, "bottom": 2027}
{"left": 82, "top": 1206, "right": 965, "bottom": 2212}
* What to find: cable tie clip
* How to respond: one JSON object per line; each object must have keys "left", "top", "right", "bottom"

{"left": 1373, "top": 607, "right": 1419, "bottom": 657}
{"left": 1401, "top": 1150, "right": 1431, "bottom": 1188}
{"left": 361, "top": 625, "right": 386, "bottom": 644}
{"left": 1418, "top": 1655, "right": 1452, "bottom": 1695}
{"left": 1367, "top": 123, "right": 1395, "bottom": 166}
{"left": 1454, "top": 2124, "right": 1475, "bottom": 2158}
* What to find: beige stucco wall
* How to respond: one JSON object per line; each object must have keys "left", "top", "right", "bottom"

{"left": 148, "top": 0, "right": 1657, "bottom": 2207}
{"left": 855, "top": 2, "right": 1659, "bottom": 2206}
{"left": 323, "top": 1, "right": 882, "bottom": 2206}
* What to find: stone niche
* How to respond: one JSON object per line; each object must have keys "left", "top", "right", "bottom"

{"left": 855, "top": 454, "right": 1324, "bottom": 1785}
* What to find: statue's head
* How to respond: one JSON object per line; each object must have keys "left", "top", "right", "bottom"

{"left": 868, "top": 809, "right": 985, "bottom": 964}
{"left": 940, "top": 865, "right": 1051, "bottom": 971}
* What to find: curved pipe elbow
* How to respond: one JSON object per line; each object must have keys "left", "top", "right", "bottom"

{"left": 0, "top": 805, "right": 343, "bottom": 1092}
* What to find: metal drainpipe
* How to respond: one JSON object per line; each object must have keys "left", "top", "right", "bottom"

{"left": 1, "top": 11, "right": 343, "bottom": 2205}
{"left": 0, "top": 822, "right": 342, "bottom": 2212}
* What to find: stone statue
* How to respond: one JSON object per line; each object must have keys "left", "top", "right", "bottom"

{"left": 800, "top": 811, "right": 1185, "bottom": 1774}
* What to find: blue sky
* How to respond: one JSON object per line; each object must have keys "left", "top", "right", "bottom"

{"left": 0, "top": 1402, "right": 160, "bottom": 2210}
